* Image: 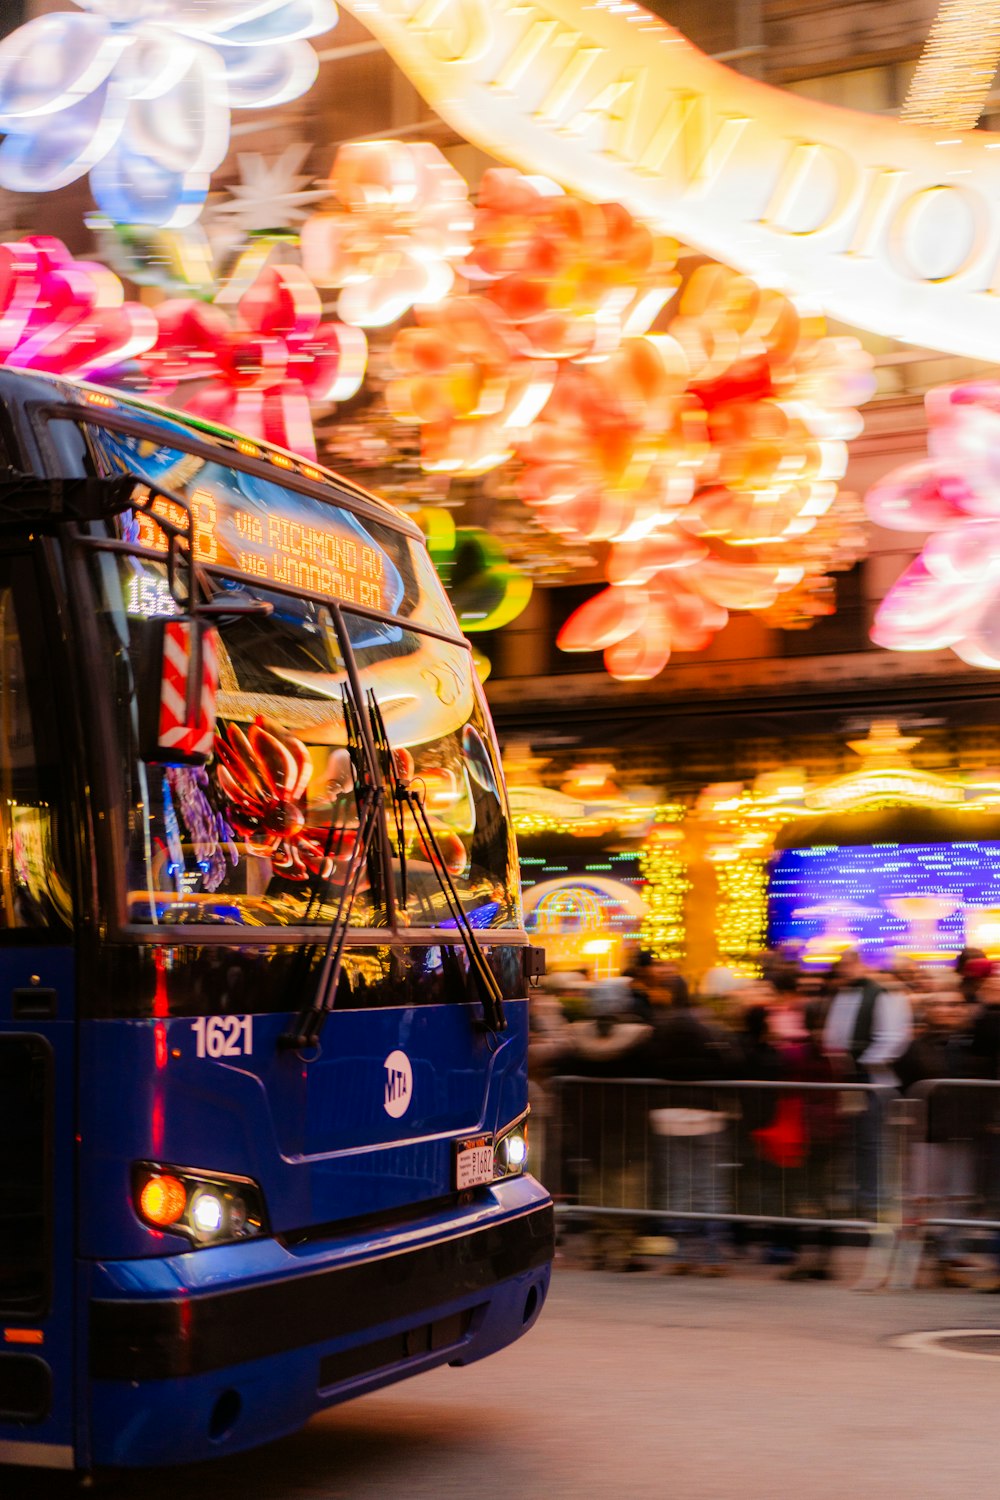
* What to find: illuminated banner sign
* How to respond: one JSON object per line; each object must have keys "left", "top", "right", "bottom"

{"left": 343, "top": 0, "right": 1000, "bottom": 361}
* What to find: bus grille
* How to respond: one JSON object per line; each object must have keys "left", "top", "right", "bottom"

{"left": 317, "top": 1308, "right": 477, "bottom": 1390}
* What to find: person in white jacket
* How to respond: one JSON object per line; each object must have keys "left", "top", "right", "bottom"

{"left": 822, "top": 950, "right": 914, "bottom": 1218}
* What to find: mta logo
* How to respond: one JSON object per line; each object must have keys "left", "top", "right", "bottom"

{"left": 383, "top": 1049, "right": 413, "bottom": 1118}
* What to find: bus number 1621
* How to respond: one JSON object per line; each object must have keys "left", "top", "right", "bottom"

{"left": 192, "top": 1016, "right": 254, "bottom": 1058}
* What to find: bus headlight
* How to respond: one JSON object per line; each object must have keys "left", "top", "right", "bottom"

{"left": 133, "top": 1163, "right": 267, "bottom": 1247}
{"left": 493, "top": 1113, "right": 529, "bottom": 1180}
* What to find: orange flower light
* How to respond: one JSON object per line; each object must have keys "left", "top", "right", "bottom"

{"left": 469, "top": 168, "right": 679, "bottom": 361}
{"left": 546, "top": 265, "right": 874, "bottom": 679}
{"left": 371, "top": 163, "right": 875, "bottom": 677}
{"left": 386, "top": 297, "right": 556, "bottom": 474}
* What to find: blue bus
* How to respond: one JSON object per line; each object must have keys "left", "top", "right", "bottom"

{"left": 0, "top": 369, "right": 553, "bottom": 1472}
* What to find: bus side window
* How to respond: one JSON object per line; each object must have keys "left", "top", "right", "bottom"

{"left": 0, "top": 565, "right": 72, "bottom": 929}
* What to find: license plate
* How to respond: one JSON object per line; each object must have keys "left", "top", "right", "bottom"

{"left": 455, "top": 1136, "right": 494, "bottom": 1190}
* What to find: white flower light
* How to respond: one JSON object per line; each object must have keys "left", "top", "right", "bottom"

{"left": 0, "top": 0, "right": 338, "bottom": 228}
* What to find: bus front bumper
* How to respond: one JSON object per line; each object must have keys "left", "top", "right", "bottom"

{"left": 86, "top": 1177, "right": 553, "bottom": 1468}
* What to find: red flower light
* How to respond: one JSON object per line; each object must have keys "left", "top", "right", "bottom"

{"left": 139, "top": 264, "right": 367, "bottom": 460}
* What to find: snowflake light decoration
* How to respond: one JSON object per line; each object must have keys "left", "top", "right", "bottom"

{"left": 0, "top": 1, "right": 337, "bottom": 228}
{"left": 208, "top": 144, "right": 329, "bottom": 239}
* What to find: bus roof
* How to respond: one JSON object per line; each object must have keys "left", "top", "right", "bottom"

{"left": 0, "top": 368, "right": 420, "bottom": 540}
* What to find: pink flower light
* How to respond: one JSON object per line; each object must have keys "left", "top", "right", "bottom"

{"left": 867, "top": 381, "right": 1000, "bottom": 668}
{"left": 0, "top": 235, "right": 156, "bottom": 376}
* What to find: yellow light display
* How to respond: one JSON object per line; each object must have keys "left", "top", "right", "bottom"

{"left": 714, "top": 854, "right": 769, "bottom": 976}
{"left": 701, "top": 722, "right": 993, "bottom": 969}
{"left": 638, "top": 805, "right": 689, "bottom": 962}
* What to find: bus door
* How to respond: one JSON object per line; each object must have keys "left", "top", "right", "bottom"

{"left": 0, "top": 555, "right": 78, "bottom": 1471}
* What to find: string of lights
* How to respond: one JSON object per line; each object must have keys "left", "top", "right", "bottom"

{"left": 902, "top": 0, "right": 1000, "bottom": 130}
{"left": 638, "top": 806, "right": 690, "bottom": 961}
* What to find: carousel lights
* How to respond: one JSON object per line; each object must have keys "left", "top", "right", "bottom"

{"left": 0, "top": 1, "right": 337, "bottom": 228}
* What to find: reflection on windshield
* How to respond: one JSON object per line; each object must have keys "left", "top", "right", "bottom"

{"left": 345, "top": 612, "right": 521, "bottom": 931}
{"left": 93, "top": 555, "right": 519, "bottom": 931}
{"left": 94, "top": 552, "right": 384, "bottom": 928}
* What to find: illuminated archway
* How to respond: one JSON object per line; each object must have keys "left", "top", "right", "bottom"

{"left": 522, "top": 876, "right": 647, "bottom": 978}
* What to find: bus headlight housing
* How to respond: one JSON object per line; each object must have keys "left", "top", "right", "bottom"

{"left": 133, "top": 1163, "right": 267, "bottom": 1247}
{"left": 493, "top": 1113, "right": 529, "bottom": 1180}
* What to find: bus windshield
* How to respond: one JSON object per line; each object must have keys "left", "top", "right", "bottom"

{"left": 79, "top": 422, "right": 519, "bottom": 932}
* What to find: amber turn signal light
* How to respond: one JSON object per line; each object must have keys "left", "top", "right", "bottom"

{"left": 138, "top": 1173, "right": 187, "bottom": 1228}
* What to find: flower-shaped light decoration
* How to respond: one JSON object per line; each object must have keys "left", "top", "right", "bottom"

{"left": 417, "top": 505, "right": 533, "bottom": 632}
{"left": 541, "top": 265, "right": 874, "bottom": 679}
{"left": 759, "top": 488, "right": 868, "bottom": 630}
{"left": 866, "top": 381, "right": 1000, "bottom": 668}
{"left": 0, "top": 235, "right": 156, "bottom": 376}
{"left": 164, "top": 766, "right": 238, "bottom": 893}
{"left": 363, "top": 163, "right": 873, "bottom": 677}
{"left": 514, "top": 336, "right": 704, "bottom": 544}
{"left": 469, "top": 168, "right": 679, "bottom": 361}
{"left": 301, "top": 141, "right": 474, "bottom": 328}
{"left": 385, "top": 296, "right": 555, "bottom": 475}
{"left": 215, "top": 717, "right": 353, "bottom": 881}
{"left": 136, "top": 262, "right": 367, "bottom": 460}
{"left": 0, "top": 1, "right": 337, "bottom": 228}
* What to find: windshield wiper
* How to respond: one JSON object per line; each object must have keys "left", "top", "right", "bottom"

{"left": 368, "top": 693, "right": 506, "bottom": 1035}
{"left": 279, "top": 687, "right": 383, "bottom": 1051}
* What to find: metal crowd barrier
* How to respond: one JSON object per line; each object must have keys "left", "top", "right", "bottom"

{"left": 544, "top": 1077, "right": 907, "bottom": 1288}
{"left": 890, "top": 1078, "right": 1000, "bottom": 1289}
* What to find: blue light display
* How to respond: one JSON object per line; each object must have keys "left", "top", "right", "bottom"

{"left": 768, "top": 841, "right": 1000, "bottom": 966}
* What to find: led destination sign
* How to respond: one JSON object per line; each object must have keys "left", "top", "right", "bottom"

{"left": 135, "top": 488, "right": 395, "bottom": 611}
{"left": 88, "top": 422, "right": 406, "bottom": 614}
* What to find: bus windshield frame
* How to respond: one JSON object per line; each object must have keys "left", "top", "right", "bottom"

{"left": 32, "top": 399, "right": 524, "bottom": 949}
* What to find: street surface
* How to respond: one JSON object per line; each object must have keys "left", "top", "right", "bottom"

{"left": 10, "top": 1256, "right": 1000, "bottom": 1499}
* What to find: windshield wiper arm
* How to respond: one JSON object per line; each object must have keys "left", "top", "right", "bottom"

{"left": 279, "top": 783, "right": 382, "bottom": 1051}
{"left": 279, "top": 687, "right": 383, "bottom": 1052}
{"left": 368, "top": 693, "right": 506, "bottom": 1035}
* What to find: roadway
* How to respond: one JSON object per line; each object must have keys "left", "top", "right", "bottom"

{"left": 11, "top": 1257, "right": 1000, "bottom": 1498}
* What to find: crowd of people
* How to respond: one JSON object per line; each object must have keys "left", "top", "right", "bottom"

{"left": 528, "top": 946, "right": 1000, "bottom": 1286}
